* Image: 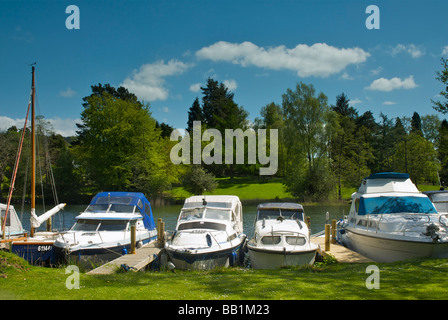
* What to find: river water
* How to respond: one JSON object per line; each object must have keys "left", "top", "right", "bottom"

{"left": 15, "top": 202, "right": 350, "bottom": 238}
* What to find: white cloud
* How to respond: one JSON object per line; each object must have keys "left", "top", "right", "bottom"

{"left": 391, "top": 44, "right": 424, "bottom": 58}
{"left": 189, "top": 83, "right": 202, "bottom": 93}
{"left": 162, "top": 106, "right": 170, "bottom": 113}
{"left": 120, "top": 59, "right": 191, "bottom": 101}
{"left": 382, "top": 101, "right": 397, "bottom": 105}
{"left": 59, "top": 87, "right": 76, "bottom": 98}
{"left": 365, "top": 75, "right": 418, "bottom": 92}
{"left": 47, "top": 117, "right": 81, "bottom": 136}
{"left": 442, "top": 46, "right": 448, "bottom": 56}
{"left": 196, "top": 41, "right": 370, "bottom": 78}
{"left": 350, "top": 98, "right": 362, "bottom": 105}
{"left": 0, "top": 116, "right": 80, "bottom": 137}
{"left": 223, "top": 79, "right": 237, "bottom": 91}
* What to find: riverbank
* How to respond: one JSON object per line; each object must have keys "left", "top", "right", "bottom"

{"left": 1, "top": 250, "right": 447, "bottom": 300}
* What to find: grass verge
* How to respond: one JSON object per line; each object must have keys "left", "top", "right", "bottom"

{"left": 1, "top": 250, "right": 448, "bottom": 300}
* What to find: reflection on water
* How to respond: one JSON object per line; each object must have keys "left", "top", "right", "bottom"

{"left": 17, "top": 202, "right": 350, "bottom": 238}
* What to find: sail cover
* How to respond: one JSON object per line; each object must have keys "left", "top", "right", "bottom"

{"left": 0, "top": 203, "right": 25, "bottom": 236}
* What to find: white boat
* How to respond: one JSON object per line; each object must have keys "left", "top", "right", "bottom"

{"left": 247, "top": 203, "right": 318, "bottom": 269}
{"left": 53, "top": 192, "right": 157, "bottom": 266}
{"left": 338, "top": 172, "right": 448, "bottom": 262}
{"left": 165, "top": 195, "right": 246, "bottom": 270}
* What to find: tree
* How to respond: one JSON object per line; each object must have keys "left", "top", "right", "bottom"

{"left": 180, "top": 165, "right": 218, "bottom": 195}
{"left": 432, "top": 57, "right": 448, "bottom": 114}
{"left": 438, "top": 120, "right": 448, "bottom": 186}
{"left": 411, "top": 112, "right": 423, "bottom": 136}
{"left": 187, "top": 97, "right": 203, "bottom": 133}
{"left": 75, "top": 85, "right": 177, "bottom": 197}
{"left": 281, "top": 82, "right": 335, "bottom": 201}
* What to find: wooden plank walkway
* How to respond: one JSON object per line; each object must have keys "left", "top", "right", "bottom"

{"left": 87, "top": 242, "right": 162, "bottom": 275}
{"left": 311, "top": 236, "right": 373, "bottom": 263}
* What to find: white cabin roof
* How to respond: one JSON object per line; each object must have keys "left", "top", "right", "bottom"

{"left": 356, "top": 172, "right": 419, "bottom": 195}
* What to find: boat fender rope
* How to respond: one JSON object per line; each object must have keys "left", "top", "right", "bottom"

{"left": 120, "top": 264, "right": 137, "bottom": 272}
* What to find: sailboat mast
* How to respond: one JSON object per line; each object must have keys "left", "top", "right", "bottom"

{"left": 30, "top": 65, "right": 36, "bottom": 237}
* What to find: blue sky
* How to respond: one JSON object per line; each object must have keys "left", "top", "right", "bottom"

{"left": 1, "top": 0, "right": 448, "bottom": 136}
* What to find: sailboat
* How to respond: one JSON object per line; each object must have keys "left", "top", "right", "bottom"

{"left": 1, "top": 65, "right": 66, "bottom": 265}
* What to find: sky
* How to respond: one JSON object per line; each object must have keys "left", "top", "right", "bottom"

{"left": 1, "top": 0, "right": 448, "bottom": 136}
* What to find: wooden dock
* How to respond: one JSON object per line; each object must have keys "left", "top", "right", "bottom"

{"left": 87, "top": 242, "right": 162, "bottom": 275}
{"left": 311, "top": 236, "right": 373, "bottom": 263}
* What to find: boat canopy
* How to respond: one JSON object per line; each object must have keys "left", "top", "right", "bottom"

{"left": 256, "top": 203, "right": 305, "bottom": 221}
{"left": 0, "top": 203, "right": 25, "bottom": 237}
{"left": 357, "top": 172, "right": 419, "bottom": 194}
{"left": 357, "top": 195, "right": 437, "bottom": 215}
{"left": 87, "top": 192, "right": 155, "bottom": 230}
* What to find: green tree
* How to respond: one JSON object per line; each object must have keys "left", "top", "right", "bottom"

{"left": 281, "top": 82, "right": 335, "bottom": 201}
{"left": 75, "top": 85, "right": 177, "bottom": 197}
{"left": 180, "top": 165, "right": 218, "bottom": 195}
{"left": 432, "top": 57, "right": 448, "bottom": 114}
{"left": 438, "top": 120, "right": 448, "bottom": 186}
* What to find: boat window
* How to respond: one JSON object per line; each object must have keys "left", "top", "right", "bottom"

{"left": 71, "top": 219, "right": 99, "bottom": 231}
{"left": 428, "top": 193, "right": 448, "bottom": 203}
{"left": 98, "top": 220, "right": 128, "bottom": 231}
{"left": 257, "top": 209, "right": 303, "bottom": 221}
{"left": 358, "top": 196, "right": 437, "bottom": 215}
{"left": 205, "top": 209, "right": 231, "bottom": 221}
{"left": 179, "top": 208, "right": 205, "bottom": 221}
{"left": 285, "top": 236, "right": 306, "bottom": 246}
{"left": 96, "top": 196, "right": 133, "bottom": 205}
{"left": 85, "top": 204, "right": 135, "bottom": 213}
{"left": 260, "top": 236, "right": 281, "bottom": 245}
{"left": 178, "top": 221, "right": 227, "bottom": 231}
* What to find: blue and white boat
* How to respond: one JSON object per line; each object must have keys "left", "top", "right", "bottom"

{"left": 53, "top": 192, "right": 157, "bottom": 266}
{"left": 165, "top": 195, "right": 246, "bottom": 270}
{"left": 338, "top": 172, "right": 448, "bottom": 262}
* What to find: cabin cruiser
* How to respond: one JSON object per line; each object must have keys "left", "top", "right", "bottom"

{"left": 247, "top": 203, "right": 318, "bottom": 269}
{"left": 54, "top": 192, "right": 157, "bottom": 266}
{"left": 165, "top": 195, "right": 246, "bottom": 270}
{"left": 338, "top": 172, "right": 448, "bottom": 262}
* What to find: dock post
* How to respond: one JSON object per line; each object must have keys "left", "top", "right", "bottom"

{"left": 157, "top": 218, "right": 165, "bottom": 247}
{"left": 331, "top": 219, "right": 337, "bottom": 244}
{"left": 325, "top": 224, "right": 331, "bottom": 251}
{"left": 130, "top": 224, "right": 136, "bottom": 254}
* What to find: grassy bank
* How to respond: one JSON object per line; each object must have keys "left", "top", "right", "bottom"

{"left": 1, "top": 250, "right": 448, "bottom": 300}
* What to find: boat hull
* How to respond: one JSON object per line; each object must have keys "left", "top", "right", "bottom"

{"left": 11, "top": 241, "right": 55, "bottom": 265}
{"left": 247, "top": 243, "right": 317, "bottom": 269}
{"left": 166, "top": 238, "right": 246, "bottom": 270}
{"left": 341, "top": 227, "right": 448, "bottom": 262}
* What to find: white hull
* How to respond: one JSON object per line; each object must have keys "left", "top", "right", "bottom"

{"left": 247, "top": 242, "right": 317, "bottom": 269}
{"left": 341, "top": 227, "right": 448, "bottom": 262}
{"left": 165, "top": 237, "right": 246, "bottom": 270}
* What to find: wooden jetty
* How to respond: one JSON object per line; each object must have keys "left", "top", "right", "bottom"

{"left": 87, "top": 241, "right": 162, "bottom": 275}
{"left": 311, "top": 219, "right": 373, "bottom": 263}
{"left": 88, "top": 219, "right": 166, "bottom": 275}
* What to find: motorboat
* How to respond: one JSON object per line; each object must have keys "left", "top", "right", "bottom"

{"left": 165, "top": 195, "right": 246, "bottom": 270}
{"left": 338, "top": 172, "right": 448, "bottom": 262}
{"left": 53, "top": 192, "right": 157, "bottom": 266}
{"left": 423, "top": 190, "right": 448, "bottom": 214}
{"left": 247, "top": 203, "right": 318, "bottom": 269}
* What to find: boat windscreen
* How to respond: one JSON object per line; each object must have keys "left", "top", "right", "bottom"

{"left": 85, "top": 204, "right": 136, "bottom": 213}
{"left": 358, "top": 196, "right": 437, "bottom": 215}
{"left": 257, "top": 209, "right": 304, "bottom": 220}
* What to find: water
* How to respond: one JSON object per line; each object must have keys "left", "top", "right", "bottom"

{"left": 16, "top": 202, "right": 350, "bottom": 238}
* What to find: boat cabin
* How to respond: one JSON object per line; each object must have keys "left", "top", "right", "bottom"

{"left": 256, "top": 203, "right": 305, "bottom": 222}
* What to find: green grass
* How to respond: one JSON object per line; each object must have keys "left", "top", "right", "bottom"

{"left": 1, "top": 250, "right": 448, "bottom": 300}
{"left": 169, "top": 177, "right": 294, "bottom": 201}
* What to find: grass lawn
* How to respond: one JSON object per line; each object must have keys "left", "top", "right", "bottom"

{"left": 169, "top": 177, "right": 294, "bottom": 201}
{"left": 1, "top": 250, "right": 448, "bottom": 301}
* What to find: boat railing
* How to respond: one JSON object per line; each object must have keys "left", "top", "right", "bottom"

{"left": 362, "top": 213, "right": 433, "bottom": 236}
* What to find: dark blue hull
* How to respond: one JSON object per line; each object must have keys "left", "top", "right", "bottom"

{"left": 11, "top": 242, "right": 55, "bottom": 266}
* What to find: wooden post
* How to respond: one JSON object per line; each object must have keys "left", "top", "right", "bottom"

{"left": 331, "top": 219, "right": 337, "bottom": 244}
{"left": 305, "top": 216, "right": 311, "bottom": 229}
{"left": 325, "top": 224, "right": 331, "bottom": 251}
{"left": 130, "top": 224, "right": 136, "bottom": 254}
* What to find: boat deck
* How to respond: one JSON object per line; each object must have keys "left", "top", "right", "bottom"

{"left": 311, "top": 236, "right": 373, "bottom": 263}
{"left": 87, "top": 242, "right": 162, "bottom": 275}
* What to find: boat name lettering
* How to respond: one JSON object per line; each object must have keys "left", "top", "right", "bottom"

{"left": 38, "top": 245, "right": 52, "bottom": 252}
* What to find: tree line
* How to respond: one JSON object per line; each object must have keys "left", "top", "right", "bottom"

{"left": 1, "top": 59, "right": 448, "bottom": 204}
